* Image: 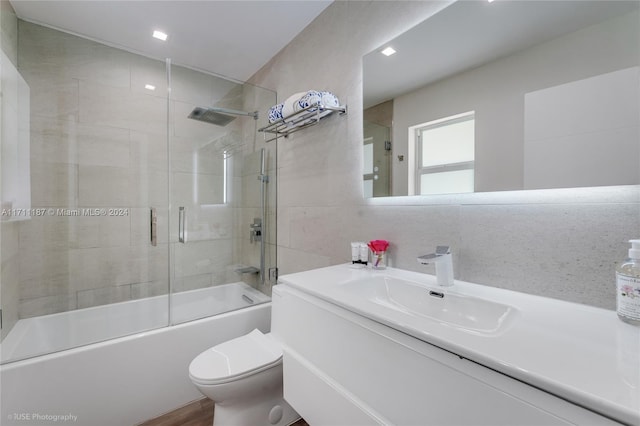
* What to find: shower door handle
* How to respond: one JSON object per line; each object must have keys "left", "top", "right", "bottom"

{"left": 150, "top": 207, "right": 157, "bottom": 246}
{"left": 178, "top": 207, "right": 186, "bottom": 243}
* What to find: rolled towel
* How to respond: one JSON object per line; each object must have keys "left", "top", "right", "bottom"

{"left": 268, "top": 103, "right": 284, "bottom": 123}
{"left": 282, "top": 91, "right": 307, "bottom": 120}
{"left": 294, "top": 90, "right": 322, "bottom": 113}
{"left": 320, "top": 91, "right": 340, "bottom": 108}
{"left": 301, "top": 92, "right": 339, "bottom": 124}
{"left": 279, "top": 90, "right": 341, "bottom": 127}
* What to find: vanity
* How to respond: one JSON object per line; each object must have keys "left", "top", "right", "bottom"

{"left": 271, "top": 265, "right": 639, "bottom": 425}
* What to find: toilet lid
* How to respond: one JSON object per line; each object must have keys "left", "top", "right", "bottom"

{"left": 189, "top": 329, "right": 282, "bottom": 385}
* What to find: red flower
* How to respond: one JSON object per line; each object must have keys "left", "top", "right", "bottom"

{"left": 368, "top": 240, "right": 389, "bottom": 253}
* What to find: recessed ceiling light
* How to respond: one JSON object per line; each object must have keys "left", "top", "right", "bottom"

{"left": 145, "top": 84, "right": 156, "bottom": 91}
{"left": 152, "top": 30, "right": 168, "bottom": 41}
{"left": 381, "top": 47, "right": 396, "bottom": 57}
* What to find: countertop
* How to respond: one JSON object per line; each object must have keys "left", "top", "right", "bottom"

{"left": 279, "top": 264, "right": 640, "bottom": 425}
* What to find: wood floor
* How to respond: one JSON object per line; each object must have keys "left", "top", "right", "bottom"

{"left": 138, "top": 398, "right": 309, "bottom": 426}
{"left": 138, "top": 399, "right": 213, "bottom": 426}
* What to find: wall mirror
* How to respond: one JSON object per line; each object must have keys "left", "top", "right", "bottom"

{"left": 363, "top": 0, "right": 639, "bottom": 198}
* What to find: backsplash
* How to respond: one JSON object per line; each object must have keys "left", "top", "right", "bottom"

{"left": 250, "top": 0, "right": 640, "bottom": 309}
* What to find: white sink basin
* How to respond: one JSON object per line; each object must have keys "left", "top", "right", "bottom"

{"left": 339, "top": 275, "right": 518, "bottom": 335}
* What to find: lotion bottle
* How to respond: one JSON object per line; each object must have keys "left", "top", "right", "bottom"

{"left": 616, "top": 240, "right": 640, "bottom": 326}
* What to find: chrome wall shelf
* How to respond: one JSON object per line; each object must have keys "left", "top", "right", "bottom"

{"left": 258, "top": 102, "right": 347, "bottom": 143}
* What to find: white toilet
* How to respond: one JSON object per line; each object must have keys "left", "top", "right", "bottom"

{"left": 188, "top": 329, "right": 300, "bottom": 426}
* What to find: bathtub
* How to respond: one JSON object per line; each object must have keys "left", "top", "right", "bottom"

{"left": 0, "top": 282, "right": 271, "bottom": 426}
{"left": 1, "top": 282, "right": 270, "bottom": 364}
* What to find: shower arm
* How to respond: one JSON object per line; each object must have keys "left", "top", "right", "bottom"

{"left": 209, "top": 106, "right": 259, "bottom": 120}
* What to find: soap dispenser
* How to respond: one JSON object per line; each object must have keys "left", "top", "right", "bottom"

{"left": 616, "top": 240, "right": 640, "bottom": 326}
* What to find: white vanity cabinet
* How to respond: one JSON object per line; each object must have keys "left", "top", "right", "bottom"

{"left": 272, "top": 285, "right": 622, "bottom": 426}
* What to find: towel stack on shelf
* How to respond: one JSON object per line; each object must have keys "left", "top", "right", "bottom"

{"left": 268, "top": 90, "right": 340, "bottom": 124}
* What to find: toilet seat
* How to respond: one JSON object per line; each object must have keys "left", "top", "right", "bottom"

{"left": 189, "top": 329, "right": 282, "bottom": 386}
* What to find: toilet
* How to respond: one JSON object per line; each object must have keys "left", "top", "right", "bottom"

{"left": 188, "top": 329, "right": 300, "bottom": 426}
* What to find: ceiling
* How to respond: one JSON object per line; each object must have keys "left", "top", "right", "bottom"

{"left": 9, "top": 0, "right": 333, "bottom": 82}
{"left": 364, "top": 0, "right": 639, "bottom": 108}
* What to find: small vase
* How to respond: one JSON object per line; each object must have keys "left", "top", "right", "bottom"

{"left": 371, "top": 250, "right": 387, "bottom": 270}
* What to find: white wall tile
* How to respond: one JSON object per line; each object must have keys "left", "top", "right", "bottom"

{"left": 30, "top": 162, "right": 78, "bottom": 207}
{"left": 129, "top": 168, "right": 168, "bottom": 208}
{"left": 78, "top": 80, "right": 166, "bottom": 135}
{"left": 172, "top": 239, "right": 233, "bottom": 279}
{"left": 457, "top": 203, "right": 640, "bottom": 309}
{"left": 78, "top": 165, "right": 130, "bottom": 206}
{"left": 130, "top": 56, "right": 168, "bottom": 100}
{"left": 67, "top": 244, "right": 168, "bottom": 293}
{"left": 19, "top": 215, "right": 72, "bottom": 251}
{"left": 130, "top": 130, "right": 168, "bottom": 172}
{"left": 18, "top": 293, "right": 76, "bottom": 318}
{"left": 172, "top": 274, "right": 213, "bottom": 293}
{"left": 30, "top": 116, "right": 79, "bottom": 165}
{"left": 18, "top": 247, "right": 72, "bottom": 299}
{"left": 131, "top": 279, "right": 169, "bottom": 299}
{"left": 22, "top": 69, "right": 80, "bottom": 121}
{"left": 78, "top": 125, "right": 130, "bottom": 168}
{"left": 73, "top": 214, "right": 131, "bottom": 249}
{"left": 77, "top": 284, "right": 131, "bottom": 309}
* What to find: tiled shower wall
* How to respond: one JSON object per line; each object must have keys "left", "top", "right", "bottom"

{"left": 13, "top": 20, "right": 270, "bottom": 319}
{"left": 251, "top": 0, "right": 640, "bottom": 309}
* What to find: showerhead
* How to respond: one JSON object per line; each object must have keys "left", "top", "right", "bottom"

{"left": 188, "top": 106, "right": 259, "bottom": 127}
{"left": 188, "top": 107, "right": 236, "bottom": 126}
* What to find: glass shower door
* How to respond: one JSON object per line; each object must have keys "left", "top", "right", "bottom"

{"left": 1, "top": 23, "right": 171, "bottom": 363}
{"left": 167, "top": 62, "right": 276, "bottom": 325}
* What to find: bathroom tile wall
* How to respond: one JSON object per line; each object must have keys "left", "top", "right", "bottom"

{"left": 250, "top": 0, "right": 640, "bottom": 309}
{"left": 14, "top": 20, "right": 269, "bottom": 318}
{"left": 1, "top": 0, "right": 20, "bottom": 339}
{"left": 15, "top": 21, "right": 169, "bottom": 318}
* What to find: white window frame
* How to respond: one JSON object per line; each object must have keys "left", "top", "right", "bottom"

{"left": 410, "top": 111, "right": 475, "bottom": 195}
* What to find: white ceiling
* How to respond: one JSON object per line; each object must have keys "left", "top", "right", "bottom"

{"left": 10, "top": 0, "right": 333, "bottom": 82}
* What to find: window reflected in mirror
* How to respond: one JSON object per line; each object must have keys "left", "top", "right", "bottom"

{"left": 411, "top": 112, "right": 475, "bottom": 196}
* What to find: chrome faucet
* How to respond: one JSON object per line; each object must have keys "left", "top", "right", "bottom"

{"left": 417, "top": 246, "right": 454, "bottom": 287}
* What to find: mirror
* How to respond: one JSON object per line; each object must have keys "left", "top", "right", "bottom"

{"left": 363, "top": 0, "right": 639, "bottom": 197}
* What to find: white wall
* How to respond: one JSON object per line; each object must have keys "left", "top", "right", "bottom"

{"left": 524, "top": 67, "right": 639, "bottom": 189}
{"left": 250, "top": 0, "right": 640, "bottom": 310}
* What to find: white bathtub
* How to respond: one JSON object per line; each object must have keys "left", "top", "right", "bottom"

{"left": 1, "top": 282, "right": 270, "bottom": 364}
{"left": 0, "top": 282, "right": 271, "bottom": 426}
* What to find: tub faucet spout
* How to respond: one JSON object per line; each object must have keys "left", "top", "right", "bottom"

{"left": 417, "top": 246, "right": 454, "bottom": 287}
